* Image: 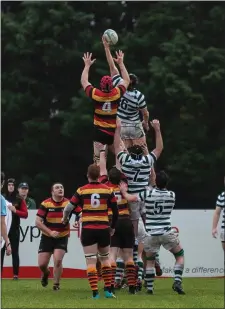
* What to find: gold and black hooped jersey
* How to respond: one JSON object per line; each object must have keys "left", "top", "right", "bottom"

{"left": 37, "top": 197, "right": 70, "bottom": 238}
{"left": 99, "top": 175, "right": 130, "bottom": 218}
{"left": 70, "top": 182, "right": 117, "bottom": 229}
{"left": 85, "top": 84, "right": 126, "bottom": 136}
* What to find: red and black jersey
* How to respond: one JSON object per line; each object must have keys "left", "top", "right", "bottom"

{"left": 85, "top": 84, "right": 126, "bottom": 136}
{"left": 99, "top": 175, "right": 130, "bottom": 218}
{"left": 37, "top": 197, "right": 73, "bottom": 238}
{"left": 70, "top": 182, "right": 117, "bottom": 229}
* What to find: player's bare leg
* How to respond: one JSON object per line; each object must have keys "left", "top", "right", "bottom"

{"left": 38, "top": 252, "right": 51, "bottom": 287}
{"left": 83, "top": 244, "right": 100, "bottom": 299}
{"left": 155, "top": 252, "right": 163, "bottom": 276}
{"left": 98, "top": 245, "right": 116, "bottom": 298}
{"left": 131, "top": 220, "right": 139, "bottom": 240}
{"left": 170, "top": 245, "right": 185, "bottom": 295}
{"left": 52, "top": 249, "right": 66, "bottom": 291}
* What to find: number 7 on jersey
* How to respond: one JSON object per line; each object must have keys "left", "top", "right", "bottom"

{"left": 134, "top": 169, "right": 140, "bottom": 182}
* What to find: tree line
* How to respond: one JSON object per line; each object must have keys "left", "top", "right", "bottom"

{"left": 2, "top": 1, "right": 225, "bottom": 208}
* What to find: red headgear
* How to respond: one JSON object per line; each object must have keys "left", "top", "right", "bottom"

{"left": 100, "top": 75, "right": 113, "bottom": 92}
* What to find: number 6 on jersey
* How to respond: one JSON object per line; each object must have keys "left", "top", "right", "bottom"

{"left": 91, "top": 193, "right": 100, "bottom": 208}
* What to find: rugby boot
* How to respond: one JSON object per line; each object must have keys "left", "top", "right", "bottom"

{"left": 53, "top": 283, "right": 60, "bottom": 291}
{"left": 41, "top": 269, "right": 50, "bottom": 287}
{"left": 104, "top": 291, "right": 116, "bottom": 298}
{"left": 172, "top": 281, "right": 185, "bottom": 295}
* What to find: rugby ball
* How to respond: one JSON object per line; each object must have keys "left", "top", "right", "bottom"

{"left": 103, "top": 29, "right": 118, "bottom": 45}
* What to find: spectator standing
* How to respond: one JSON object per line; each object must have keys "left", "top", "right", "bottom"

{"left": 1, "top": 182, "right": 28, "bottom": 279}
{"left": 4, "top": 178, "right": 17, "bottom": 204}
{"left": 18, "top": 182, "right": 36, "bottom": 209}
{"left": 1, "top": 172, "right": 11, "bottom": 257}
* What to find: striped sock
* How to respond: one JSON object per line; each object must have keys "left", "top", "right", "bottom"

{"left": 137, "top": 259, "right": 144, "bottom": 281}
{"left": 145, "top": 267, "right": 155, "bottom": 291}
{"left": 87, "top": 267, "right": 98, "bottom": 296}
{"left": 101, "top": 264, "right": 112, "bottom": 292}
{"left": 133, "top": 244, "right": 138, "bottom": 264}
{"left": 125, "top": 262, "right": 136, "bottom": 288}
{"left": 115, "top": 259, "right": 125, "bottom": 283}
{"left": 174, "top": 264, "right": 184, "bottom": 283}
{"left": 96, "top": 259, "right": 102, "bottom": 280}
{"left": 111, "top": 262, "right": 117, "bottom": 288}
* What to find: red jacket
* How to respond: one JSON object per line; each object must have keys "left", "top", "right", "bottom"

{"left": 15, "top": 198, "right": 28, "bottom": 219}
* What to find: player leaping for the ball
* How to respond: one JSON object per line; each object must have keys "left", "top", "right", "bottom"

{"left": 102, "top": 36, "right": 150, "bottom": 150}
{"left": 81, "top": 48, "right": 130, "bottom": 165}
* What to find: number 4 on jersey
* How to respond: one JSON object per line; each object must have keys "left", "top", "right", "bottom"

{"left": 102, "top": 102, "right": 112, "bottom": 112}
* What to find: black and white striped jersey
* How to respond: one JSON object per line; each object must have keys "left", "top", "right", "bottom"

{"left": 117, "top": 151, "right": 156, "bottom": 194}
{"left": 139, "top": 188, "right": 176, "bottom": 236}
{"left": 112, "top": 74, "right": 147, "bottom": 123}
{"left": 216, "top": 191, "right": 225, "bottom": 230}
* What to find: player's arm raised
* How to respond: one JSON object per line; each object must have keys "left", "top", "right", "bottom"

{"left": 113, "top": 50, "right": 130, "bottom": 89}
{"left": 150, "top": 119, "right": 163, "bottom": 159}
{"left": 102, "top": 36, "right": 119, "bottom": 77}
{"left": 81, "top": 52, "right": 96, "bottom": 91}
{"left": 149, "top": 167, "right": 156, "bottom": 187}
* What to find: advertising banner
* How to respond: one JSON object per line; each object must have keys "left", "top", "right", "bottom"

{"left": 2, "top": 210, "right": 224, "bottom": 278}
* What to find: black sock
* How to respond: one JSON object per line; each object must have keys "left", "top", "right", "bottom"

{"left": 93, "top": 290, "right": 99, "bottom": 297}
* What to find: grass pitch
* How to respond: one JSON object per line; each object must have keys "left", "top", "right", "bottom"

{"left": 1, "top": 278, "right": 224, "bottom": 308}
